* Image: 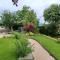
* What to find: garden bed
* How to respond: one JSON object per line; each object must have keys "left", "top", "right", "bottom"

{"left": 0, "top": 32, "right": 31, "bottom": 60}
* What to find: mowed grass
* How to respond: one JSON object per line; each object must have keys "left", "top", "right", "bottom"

{"left": 0, "top": 37, "right": 17, "bottom": 60}
{"left": 32, "top": 34, "right": 60, "bottom": 60}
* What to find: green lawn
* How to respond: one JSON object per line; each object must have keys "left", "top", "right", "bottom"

{"left": 0, "top": 38, "right": 17, "bottom": 60}
{"left": 32, "top": 34, "right": 60, "bottom": 60}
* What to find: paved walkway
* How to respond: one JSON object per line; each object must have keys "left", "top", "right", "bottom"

{"left": 29, "top": 39, "right": 55, "bottom": 60}
{"left": 0, "top": 33, "right": 12, "bottom": 38}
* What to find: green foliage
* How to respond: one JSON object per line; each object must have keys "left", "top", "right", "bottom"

{"left": 1, "top": 6, "right": 39, "bottom": 32}
{"left": 1, "top": 10, "right": 23, "bottom": 31}
{"left": 0, "top": 32, "right": 31, "bottom": 60}
{"left": 39, "top": 23, "right": 58, "bottom": 36}
{"left": 17, "top": 6, "right": 39, "bottom": 32}
{"left": 13, "top": 32, "right": 31, "bottom": 57}
{"left": 39, "top": 25, "right": 47, "bottom": 34}
{"left": 46, "top": 23, "right": 58, "bottom": 36}
{"left": 44, "top": 4, "right": 60, "bottom": 23}
{"left": 1, "top": 11, "right": 14, "bottom": 30}
{"left": 44, "top": 4, "right": 60, "bottom": 35}
{"left": 26, "top": 32, "right": 34, "bottom": 36}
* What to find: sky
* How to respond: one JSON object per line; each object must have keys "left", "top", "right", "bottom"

{"left": 0, "top": 0, "right": 60, "bottom": 24}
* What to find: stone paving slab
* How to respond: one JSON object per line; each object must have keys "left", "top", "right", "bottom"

{"left": 29, "top": 39, "right": 55, "bottom": 60}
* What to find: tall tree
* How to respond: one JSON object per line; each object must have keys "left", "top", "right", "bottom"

{"left": 17, "top": 6, "right": 39, "bottom": 32}
{"left": 44, "top": 4, "right": 60, "bottom": 34}
{"left": 1, "top": 11, "right": 14, "bottom": 31}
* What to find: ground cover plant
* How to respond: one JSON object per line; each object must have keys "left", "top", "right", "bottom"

{"left": 0, "top": 32, "right": 31, "bottom": 60}
{"left": 32, "top": 34, "right": 60, "bottom": 60}
{"left": 13, "top": 32, "right": 31, "bottom": 57}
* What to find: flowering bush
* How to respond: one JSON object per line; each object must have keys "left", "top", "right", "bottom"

{"left": 24, "top": 23, "right": 34, "bottom": 32}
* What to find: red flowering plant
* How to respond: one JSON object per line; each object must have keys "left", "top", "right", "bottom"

{"left": 24, "top": 23, "right": 35, "bottom": 33}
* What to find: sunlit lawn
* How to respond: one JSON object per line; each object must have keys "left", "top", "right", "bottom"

{"left": 32, "top": 34, "right": 60, "bottom": 60}
{"left": 0, "top": 38, "right": 17, "bottom": 60}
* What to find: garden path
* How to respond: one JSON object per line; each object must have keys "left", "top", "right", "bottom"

{"left": 29, "top": 39, "right": 55, "bottom": 60}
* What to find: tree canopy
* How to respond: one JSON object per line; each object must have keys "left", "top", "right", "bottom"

{"left": 44, "top": 4, "right": 60, "bottom": 35}
{"left": 1, "top": 6, "right": 39, "bottom": 32}
{"left": 44, "top": 4, "right": 60, "bottom": 23}
{"left": 16, "top": 6, "right": 39, "bottom": 32}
